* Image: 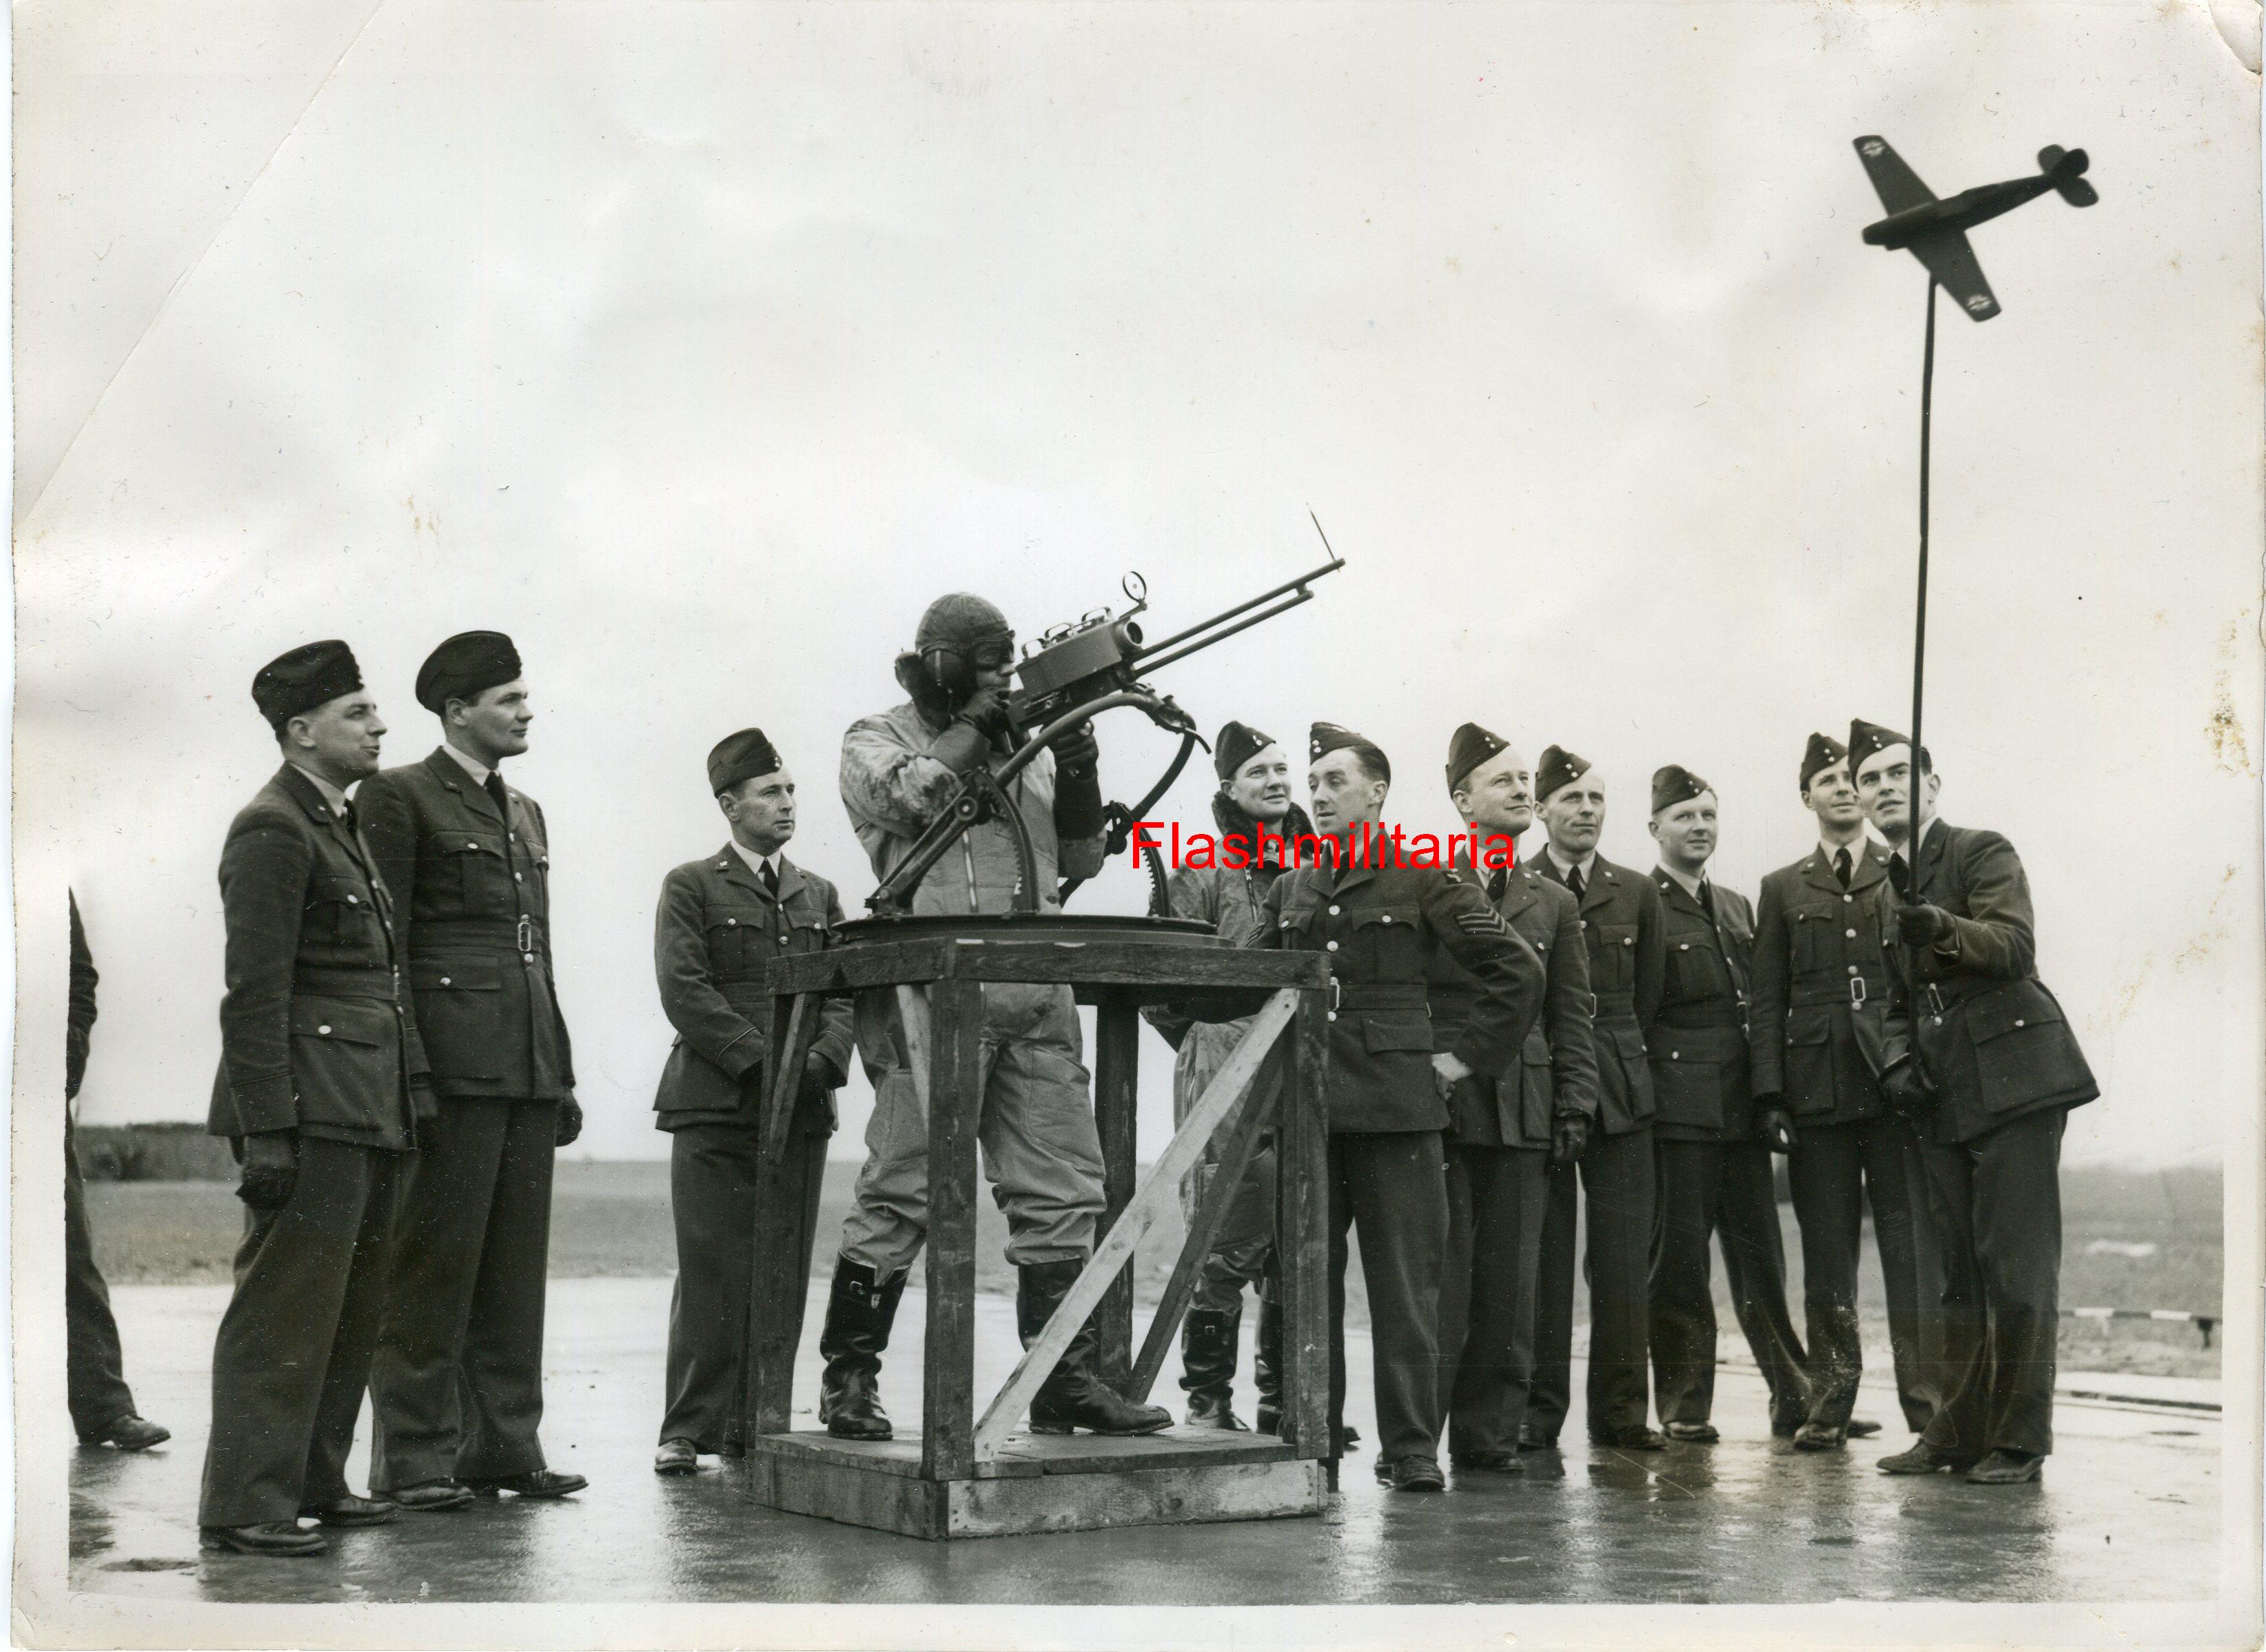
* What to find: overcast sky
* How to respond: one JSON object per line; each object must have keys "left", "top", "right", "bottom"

{"left": 17, "top": 0, "right": 2261, "bottom": 1169}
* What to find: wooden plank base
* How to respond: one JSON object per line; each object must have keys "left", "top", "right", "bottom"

{"left": 744, "top": 1431, "right": 1322, "bottom": 1540}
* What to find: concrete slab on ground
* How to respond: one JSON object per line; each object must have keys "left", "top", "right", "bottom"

{"left": 68, "top": 1277, "right": 2220, "bottom": 1604}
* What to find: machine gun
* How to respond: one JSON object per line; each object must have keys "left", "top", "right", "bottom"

{"left": 865, "top": 518, "right": 1347, "bottom": 917}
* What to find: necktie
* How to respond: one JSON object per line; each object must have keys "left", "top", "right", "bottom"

{"left": 1834, "top": 846, "right": 1853, "bottom": 888}
{"left": 1697, "top": 879, "right": 1717, "bottom": 921}
{"left": 339, "top": 798, "right": 358, "bottom": 835}
{"left": 1888, "top": 855, "right": 1910, "bottom": 898}
{"left": 1487, "top": 867, "right": 1508, "bottom": 902}
{"left": 1566, "top": 865, "right": 1586, "bottom": 902}
{"left": 484, "top": 772, "right": 510, "bottom": 821}
{"left": 763, "top": 858, "right": 781, "bottom": 896}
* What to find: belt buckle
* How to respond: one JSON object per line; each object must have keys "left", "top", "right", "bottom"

{"left": 1848, "top": 977, "right": 1868, "bottom": 1009}
{"left": 1589, "top": 992, "right": 1600, "bottom": 1018}
{"left": 516, "top": 915, "right": 533, "bottom": 957}
{"left": 1329, "top": 977, "right": 1342, "bottom": 1012}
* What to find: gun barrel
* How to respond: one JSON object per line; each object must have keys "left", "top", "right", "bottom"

{"left": 1129, "top": 555, "right": 1345, "bottom": 671}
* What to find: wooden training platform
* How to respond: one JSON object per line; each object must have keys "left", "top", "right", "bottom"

{"left": 737, "top": 924, "right": 1331, "bottom": 1540}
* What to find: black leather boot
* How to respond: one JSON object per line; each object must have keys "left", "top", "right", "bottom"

{"left": 818, "top": 1259, "right": 905, "bottom": 1440}
{"left": 1180, "top": 1306, "right": 1249, "bottom": 1429}
{"left": 1019, "top": 1261, "right": 1174, "bottom": 1436}
{"left": 1252, "top": 1292, "right": 1284, "bottom": 1435}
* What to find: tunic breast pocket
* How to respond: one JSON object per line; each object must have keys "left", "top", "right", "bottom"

{"left": 1788, "top": 904, "right": 1841, "bottom": 971}
{"left": 439, "top": 832, "right": 513, "bottom": 916}
{"left": 1664, "top": 938, "right": 1724, "bottom": 1002}
{"left": 1592, "top": 923, "right": 1639, "bottom": 991}
{"left": 304, "top": 874, "right": 380, "bottom": 949}
{"left": 706, "top": 907, "right": 771, "bottom": 979}
{"left": 1352, "top": 906, "right": 1424, "bottom": 975}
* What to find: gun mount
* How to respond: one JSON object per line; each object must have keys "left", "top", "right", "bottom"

{"left": 866, "top": 519, "right": 1347, "bottom": 918}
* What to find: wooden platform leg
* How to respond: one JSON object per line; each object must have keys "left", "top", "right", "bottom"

{"left": 921, "top": 973, "right": 986, "bottom": 1483}
{"left": 1092, "top": 993, "right": 1140, "bottom": 1391}
{"left": 1277, "top": 986, "right": 1331, "bottom": 1459}
{"left": 744, "top": 990, "right": 824, "bottom": 1439}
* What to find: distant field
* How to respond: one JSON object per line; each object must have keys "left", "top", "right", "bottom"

{"left": 83, "top": 1160, "right": 2224, "bottom": 1379}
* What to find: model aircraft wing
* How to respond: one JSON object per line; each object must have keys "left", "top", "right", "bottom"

{"left": 1853, "top": 136, "right": 1935, "bottom": 213}
{"left": 1908, "top": 228, "right": 2001, "bottom": 321}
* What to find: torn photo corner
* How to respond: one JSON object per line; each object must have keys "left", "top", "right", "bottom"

{"left": 12, "top": 1, "right": 2262, "bottom": 1648}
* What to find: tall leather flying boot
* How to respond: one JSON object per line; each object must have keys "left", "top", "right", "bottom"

{"left": 1252, "top": 1291, "right": 1284, "bottom": 1436}
{"left": 817, "top": 1260, "right": 904, "bottom": 1441}
{"left": 1181, "top": 1305, "right": 1249, "bottom": 1429}
{"left": 1019, "top": 1260, "right": 1174, "bottom": 1436}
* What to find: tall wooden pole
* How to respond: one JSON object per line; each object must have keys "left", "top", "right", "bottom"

{"left": 1911, "top": 278, "right": 1937, "bottom": 779}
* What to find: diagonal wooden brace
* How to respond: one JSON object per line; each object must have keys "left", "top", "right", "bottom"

{"left": 1126, "top": 1044, "right": 1283, "bottom": 1403}
{"left": 969, "top": 987, "right": 1299, "bottom": 1462}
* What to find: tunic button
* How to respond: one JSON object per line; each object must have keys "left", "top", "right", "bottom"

{"left": 1670, "top": 1051, "right": 1680, "bottom": 1061}
{"left": 515, "top": 873, "right": 523, "bottom": 883}
{"left": 777, "top": 935, "right": 789, "bottom": 946}
{"left": 1326, "top": 941, "right": 1340, "bottom": 952}
{"left": 440, "top": 977, "right": 451, "bottom": 986}
{"left": 347, "top": 895, "right": 359, "bottom": 905}
{"left": 523, "top": 952, "right": 535, "bottom": 963}
{"left": 2014, "top": 1019, "right": 2025, "bottom": 1028}
{"left": 727, "top": 919, "right": 737, "bottom": 926}
{"left": 1677, "top": 942, "right": 1689, "bottom": 951}
{"left": 1622, "top": 936, "right": 1634, "bottom": 946}
{"left": 1847, "top": 965, "right": 1860, "bottom": 977}
{"left": 1580, "top": 920, "right": 1589, "bottom": 930}
{"left": 1845, "top": 928, "right": 1857, "bottom": 939}
{"left": 1844, "top": 894, "right": 1854, "bottom": 904}
{"left": 1327, "top": 1010, "right": 1338, "bottom": 1022}
{"left": 1329, "top": 905, "right": 1341, "bottom": 916}
{"left": 317, "top": 1025, "right": 333, "bottom": 1036}
{"left": 1380, "top": 915, "right": 1392, "bottom": 924}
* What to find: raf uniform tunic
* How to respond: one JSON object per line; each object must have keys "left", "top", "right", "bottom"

{"left": 1254, "top": 833, "right": 1544, "bottom": 1468}
{"left": 201, "top": 766, "right": 427, "bottom": 1528}
{"left": 358, "top": 746, "right": 575, "bottom": 1490}
{"left": 1886, "top": 821, "right": 2097, "bottom": 1462}
{"left": 1645, "top": 869, "right": 1809, "bottom": 1434}
{"left": 651, "top": 846, "right": 855, "bottom": 1453}
{"left": 1527, "top": 852, "right": 1664, "bottom": 1442}
{"left": 1428, "top": 855, "right": 1600, "bottom": 1460}
{"left": 1750, "top": 839, "right": 1938, "bottom": 1434}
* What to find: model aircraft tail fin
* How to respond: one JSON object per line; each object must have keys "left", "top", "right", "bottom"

{"left": 2039, "top": 145, "right": 2099, "bottom": 207}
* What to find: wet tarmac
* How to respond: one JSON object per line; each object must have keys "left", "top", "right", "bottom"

{"left": 68, "top": 1276, "right": 2219, "bottom": 1604}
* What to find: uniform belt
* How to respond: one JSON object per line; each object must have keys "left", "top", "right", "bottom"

{"left": 1789, "top": 981, "right": 1881, "bottom": 1010}
{"left": 1592, "top": 989, "right": 1640, "bottom": 1022}
{"left": 1329, "top": 983, "right": 1431, "bottom": 1011}
{"left": 294, "top": 966, "right": 402, "bottom": 1002}
{"left": 1655, "top": 1008, "right": 1746, "bottom": 1032}
{"left": 408, "top": 917, "right": 547, "bottom": 953}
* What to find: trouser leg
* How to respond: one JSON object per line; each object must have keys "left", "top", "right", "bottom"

{"left": 1338, "top": 1132, "right": 1447, "bottom": 1465}
{"left": 1970, "top": 1108, "right": 2066, "bottom": 1457}
{"left": 456, "top": 1099, "right": 559, "bottom": 1479}
{"left": 64, "top": 1122, "right": 137, "bottom": 1435}
{"left": 1526, "top": 1159, "right": 1580, "bottom": 1439}
{"left": 200, "top": 1139, "right": 388, "bottom": 1527}
{"left": 1788, "top": 1123, "right": 1866, "bottom": 1429}
{"left": 1325, "top": 1139, "right": 1356, "bottom": 1463}
{"left": 977, "top": 1028, "right": 1106, "bottom": 1267}
{"left": 1717, "top": 1139, "right": 1810, "bottom": 1429}
{"left": 1444, "top": 1142, "right": 1549, "bottom": 1458}
{"left": 1649, "top": 1136, "right": 1721, "bottom": 1427}
{"left": 1917, "top": 1136, "right": 1989, "bottom": 1460}
{"left": 1583, "top": 1125, "right": 1657, "bottom": 1436}
{"left": 303, "top": 1151, "right": 405, "bottom": 1506}
{"left": 369, "top": 1101, "right": 510, "bottom": 1489}
{"left": 836, "top": 1061, "right": 932, "bottom": 1278}
{"left": 1861, "top": 1116, "right": 1939, "bottom": 1433}
{"left": 661, "top": 1123, "right": 761, "bottom": 1451}
{"left": 1190, "top": 1141, "right": 1277, "bottom": 1315}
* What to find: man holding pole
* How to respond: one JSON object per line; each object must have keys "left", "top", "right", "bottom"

{"left": 1850, "top": 719, "right": 2097, "bottom": 1485}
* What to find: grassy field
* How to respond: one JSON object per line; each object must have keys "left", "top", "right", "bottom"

{"left": 83, "top": 1160, "right": 2224, "bottom": 1379}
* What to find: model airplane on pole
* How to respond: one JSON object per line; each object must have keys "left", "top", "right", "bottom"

{"left": 1855, "top": 136, "right": 2097, "bottom": 318}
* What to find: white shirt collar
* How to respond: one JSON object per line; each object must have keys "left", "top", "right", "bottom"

{"left": 1545, "top": 844, "right": 1597, "bottom": 883}
{"left": 1820, "top": 837, "right": 1863, "bottom": 867}
{"left": 731, "top": 839, "right": 784, "bottom": 882}
{"left": 1658, "top": 861, "right": 1707, "bottom": 901}
{"left": 287, "top": 762, "right": 352, "bottom": 818}
{"left": 440, "top": 740, "right": 494, "bottom": 788}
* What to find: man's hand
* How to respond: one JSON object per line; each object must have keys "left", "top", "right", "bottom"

{"left": 554, "top": 1095, "right": 583, "bottom": 1147}
{"left": 411, "top": 1077, "right": 440, "bottom": 1123}
{"left": 1551, "top": 1112, "right": 1591, "bottom": 1166}
{"left": 1881, "top": 1055, "right": 1933, "bottom": 1118}
{"left": 1895, "top": 903, "right": 1957, "bottom": 947}
{"left": 955, "top": 685, "right": 1013, "bottom": 740}
{"left": 1052, "top": 720, "right": 1099, "bottom": 779}
{"left": 1431, "top": 1051, "right": 1474, "bottom": 1101}
{"left": 237, "top": 1130, "right": 300, "bottom": 1210}
{"left": 1757, "top": 1104, "right": 1798, "bottom": 1154}
{"left": 799, "top": 1049, "right": 837, "bottom": 1102}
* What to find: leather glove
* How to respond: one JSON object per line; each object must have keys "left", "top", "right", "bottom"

{"left": 957, "top": 685, "right": 1014, "bottom": 740}
{"left": 928, "top": 718, "right": 994, "bottom": 776}
{"left": 1431, "top": 1051, "right": 1474, "bottom": 1101}
{"left": 1551, "top": 1112, "right": 1591, "bottom": 1166}
{"left": 554, "top": 1095, "right": 583, "bottom": 1146}
{"left": 1052, "top": 721, "right": 1105, "bottom": 839}
{"left": 1757, "top": 1103, "right": 1798, "bottom": 1154}
{"left": 1895, "top": 903, "right": 1957, "bottom": 947}
{"left": 411, "top": 1077, "right": 440, "bottom": 1123}
{"left": 799, "top": 1048, "right": 837, "bottom": 1103}
{"left": 236, "top": 1130, "right": 300, "bottom": 1210}
{"left": 1881, "top": 1055, "right": 1933, "bottom": 1117}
